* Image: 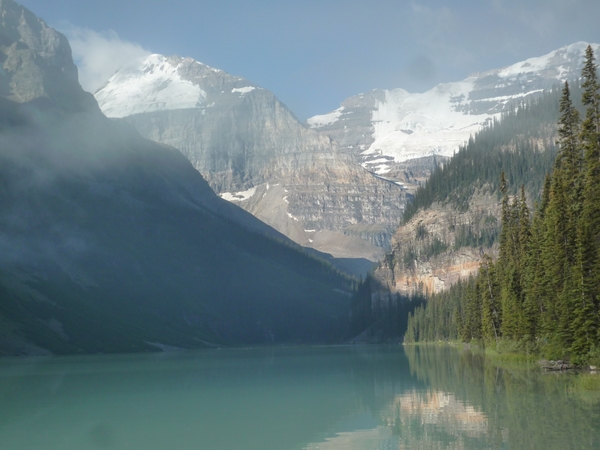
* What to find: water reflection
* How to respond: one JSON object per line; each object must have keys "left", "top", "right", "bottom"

{"left": 305, "top": 389, "right": 493, "bottom": 450}
{"left": 391, "top": 390, "right": 489, "bottom": 434}
{"left": 1, "top": 345, "right": 599, "bottom": 449}
{"left": 304, "top": 345, "right": 600, "bottom": 450}
{"left": 304, "top": 426, "right": 396, "bottom": 450}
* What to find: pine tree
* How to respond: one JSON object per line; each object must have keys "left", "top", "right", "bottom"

{"left": 516, "top": 185, "right": 532, "bottom": 338}
{"left": 557, "top": 81, "right": 582, "bottom": 259}
{"left": 572, "top": 45, "right": 600, "bottom": 360}
{"left": 460, "top": 279, "right": 482, "bottom": 342}
{"left": 480, "top": 255, "right": 501, "bottom": 344}
{"left": 523, "top": 199, "right": 544, "bottom": 339}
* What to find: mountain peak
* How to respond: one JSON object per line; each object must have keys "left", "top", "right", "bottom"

{"left": 308, "top": 41, "right": 600, "bottom": 173}
{"left": 0, "top": 0, "right": 98, "bottom": 111}
{"left": 95, "top": 53, "right": 260, "bottom": 118}
{"left": 94, "top": 54, "right": 208, "bottom": 118}
{"left": 493, "top": 41, "right": 598, "bottom": 80}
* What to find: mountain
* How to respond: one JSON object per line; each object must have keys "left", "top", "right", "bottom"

{"left": 375, "top": 89, "right": 562, "bottom": 296}
{"left": 308, "top": 42, "right": 599, "bottom": 187}
{"left": 0, "top": 0, "right": 356, "bottom": 356}
{"left": 95, "top": 55, "right": 408, "bottom": 261}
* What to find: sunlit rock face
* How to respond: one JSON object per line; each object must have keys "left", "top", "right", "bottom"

{"left": 0, "top": 0, "right": 97, "bottom": 111}
{"left": 95, "top": 55, "right": 408, "bottom": 259}
{"left": 374, "top": 191, "right": 501, "bottom": 296}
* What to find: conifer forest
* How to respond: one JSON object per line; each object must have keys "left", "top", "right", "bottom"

{"left": 405, "top": 46, "right": 600, "bottom": 364}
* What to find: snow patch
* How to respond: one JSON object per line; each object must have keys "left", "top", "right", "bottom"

{"left": 232, "top": 86, "right": 256, "bottom": 95}
{"left": 310, "top": 42, "right": 600, "bottom": 167}
{"left": 363, "top": 81, "right": 486, "bottom": 162}
{"left": 475, "top": 89, "right": 544, "bottom": 103}
{"left": 219, "top": 187, "right": 256, "bottom": 202}
{"left": 497, "top": 42, "right": 593, "bottom": 78}
{"left": 307, "top": 107, "right": 345, "bottom": 128}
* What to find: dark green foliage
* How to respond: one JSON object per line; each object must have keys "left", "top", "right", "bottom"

{"left": 415, "top": 223, "right": 428, "bottom": 239}
{"left": 0, "top": 97, "right": 356, "bottom": 355}
{"left": 349, "top": 275, "right": 425, "bottom": 342}
{"left": 405, "top": 47, "right": 600, "bottom": 364}
{"left": 453, "top": 216, "right": 499, "bottom": 249}
{"left": 403, "top": 90, "right": 562, "bottom": 225}
{"left": 404, "top": 279, "right": 469, "bottom": 343}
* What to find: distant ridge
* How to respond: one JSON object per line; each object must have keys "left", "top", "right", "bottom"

{"left": 309, "top": 42, "right": 599, "bottom": 177}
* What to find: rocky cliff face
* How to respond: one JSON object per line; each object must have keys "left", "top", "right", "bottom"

{"left": 0, "top": 0, "right": 97, "bottom": 111}
{"left": 95, "top": 55, "right": 408, "bottom": 259}
{"left": 376, "top": 192, "right": 501, "bottom": 295}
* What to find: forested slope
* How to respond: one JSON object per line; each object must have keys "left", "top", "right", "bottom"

{"left": 377, "top": 86, "right": 568, "bottom": 295}
{"left": 405, "top": 47, "right": 600, "bottom": 364}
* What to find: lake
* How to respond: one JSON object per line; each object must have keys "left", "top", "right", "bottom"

{"left": 1, "top": 345, "right": 599, "bottom": 449}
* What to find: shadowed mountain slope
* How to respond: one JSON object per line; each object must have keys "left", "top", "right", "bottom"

{"left": 0, "top": 0, "right": 353, "bottom": 356}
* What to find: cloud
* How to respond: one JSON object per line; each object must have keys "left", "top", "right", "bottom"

{"left": 62, "top": 26, "right": 151, "bottom": 93}
{"left": 407, "top": 2, "right": 477, "bottom": 69}
{"left": 406, "top": 55, "right": 436, "bottom": 85}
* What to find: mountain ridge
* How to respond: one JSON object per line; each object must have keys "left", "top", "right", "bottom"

{"left": 95, "top": 54, "right": 408, "bottom": 260}
{"left": 0, "top": 0, "right": 356, "bottom": 356}
{"left": 308, "top": 41, "right": 599, "bottom": 179}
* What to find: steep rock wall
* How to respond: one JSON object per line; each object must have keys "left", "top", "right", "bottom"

{"left": 376, "top": 192, "right": 501, "bottom": 295}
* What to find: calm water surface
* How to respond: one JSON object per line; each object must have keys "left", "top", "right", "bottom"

{"left": 1, "top": 345, "right": 599, "bottom": 449}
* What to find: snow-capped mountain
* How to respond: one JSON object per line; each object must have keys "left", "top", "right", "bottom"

{"left": 95, "top": 55, "right": 209, "bottom": 117}
{"left": 95, "top": 54, "right": 407, "bottom": 263}
{"left": 95, "top": 54, "right": 259, "bottom": 118}
{"left": 0, "top": 0, "right": 360, "bottom": 354}
{"left": 308, "top": 42, "right": 599, "bottom": 177}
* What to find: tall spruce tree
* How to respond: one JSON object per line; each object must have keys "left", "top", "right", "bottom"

{"left": 572, "top": 46, "right": 600, "bottom": 360}
{"left": 480, "top": 255, "right": 501, "bottom": 344}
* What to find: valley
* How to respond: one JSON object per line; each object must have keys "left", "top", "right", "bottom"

{"left": 0, "top": 0, "right": 598, "bottom": 358}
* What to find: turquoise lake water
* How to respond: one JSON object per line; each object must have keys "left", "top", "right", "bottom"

{"left": 1, "top": 345, "right": 599, "bottom": 449}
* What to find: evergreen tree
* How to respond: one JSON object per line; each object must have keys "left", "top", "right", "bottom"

{"left": 557, "top": 81, "right": 582, "bottom": 261}
{"left": 572, "top": 46, "right": 600, "bottom": 360}
{"left": 480, "top": 255, "right": 501, "bottom": 344}
{"left": 403, "top": 50, "right": 600, "bottom": 363}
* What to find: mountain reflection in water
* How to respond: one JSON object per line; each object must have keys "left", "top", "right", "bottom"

{"left": 1, "top": 345, "right": 598, "bottom": 449}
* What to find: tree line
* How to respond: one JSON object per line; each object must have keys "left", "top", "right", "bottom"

{"left": 402, "top": 85, "right": 568, "bottom": 225}
{"left": 405, "top": 46, "right": 600, "bottom": 364}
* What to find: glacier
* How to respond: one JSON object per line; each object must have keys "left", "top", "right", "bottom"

{"left": 95, "top": 54, "right": 209, "bottom": 118}
{"left": 309, "top": 41, "right": 600, "bottom": 174}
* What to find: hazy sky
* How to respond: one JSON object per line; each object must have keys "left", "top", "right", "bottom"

{"left": 17, "top": 0, "right": 600, "bottom": 121}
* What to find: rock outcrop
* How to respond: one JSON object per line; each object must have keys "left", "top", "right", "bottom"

{"left": 0, "top": 0, "right": 97, "bottom": 111}
{"left": 376, "top": 192, "right": 501, "bottom": 295}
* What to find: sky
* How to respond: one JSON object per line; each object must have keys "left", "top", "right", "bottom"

{"left": 16, "top": 0, "right": 600, "bottom": 121}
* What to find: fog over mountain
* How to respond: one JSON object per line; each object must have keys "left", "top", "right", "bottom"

{"left": 0, "top": 0, "right": 354, "bottom": 356}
